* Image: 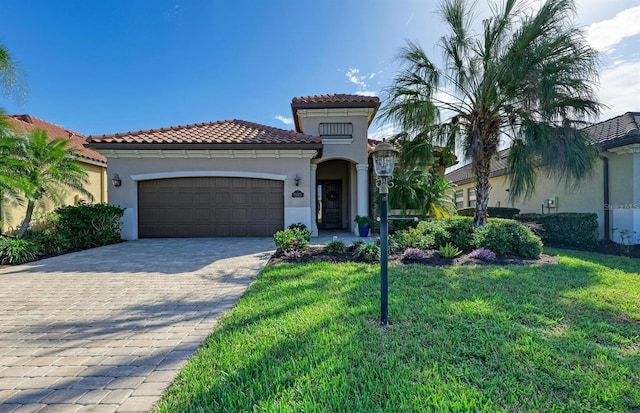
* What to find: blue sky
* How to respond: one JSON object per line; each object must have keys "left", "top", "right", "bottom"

{"left": 1, "top": 0, "right": 639, "bottom": 138}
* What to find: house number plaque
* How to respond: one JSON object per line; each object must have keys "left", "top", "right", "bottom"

{"left": 291, "top": 190, "right": 304, "bottom": 198}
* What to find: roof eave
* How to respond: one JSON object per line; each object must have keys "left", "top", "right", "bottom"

{"left": 601, "top": 134, "right": 640, "bottom": 151}
{"left": 291, "top": 101, "right": 381, "bottom": 133}
{"left": 87, "top": 142, "right": 323, "bottom": 151}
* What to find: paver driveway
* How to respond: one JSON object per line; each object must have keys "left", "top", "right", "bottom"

{"left": 0, "top": 238, "right": 274, "bottom": 412}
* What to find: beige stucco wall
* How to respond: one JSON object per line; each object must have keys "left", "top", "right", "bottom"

{"left": 102, "top": 150, "right": 316, "bottom": 239}
{"left": 297, "top": 111, "right": 371, "bottom": 165}
{"left": 453, "top": 157, "right": 608, "bottom": 239}
{"left": 1, "top": 160, "right": 107, "bottom": 232}
{"left": 453, "top": 149, "right": 640, "bottom": 242}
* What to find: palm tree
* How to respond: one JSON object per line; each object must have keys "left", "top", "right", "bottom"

{"left": 12, "top": 129, "right": 92, "bottom": 238}
{"left": 381, "top": 0, "right": 601, "bottom": 226}
{"left": 0, "top": 43, "right": 27, "bottom": 103}
{"left": 389, "top": 166, "right": 456, "bottom": 218}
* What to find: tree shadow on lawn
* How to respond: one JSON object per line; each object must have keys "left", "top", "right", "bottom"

{"left": 157, "top": 260, "right": 639, "bottom": 411}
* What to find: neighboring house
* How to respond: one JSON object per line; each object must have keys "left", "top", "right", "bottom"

{"left": 87, "top": 94, "right": 380, "bottom": 239}
{"left": 1, "top": 115, "right": 108, "bottom": 232}
{"left": 445, "top": 112, "right": 640, "bottom": 243}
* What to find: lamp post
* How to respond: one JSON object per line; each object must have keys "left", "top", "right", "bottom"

{"left": 371, "top": 140, "right": 399, "bottom": 327}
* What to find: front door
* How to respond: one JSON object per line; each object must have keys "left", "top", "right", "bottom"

{"left": 318, "top": 180, "right": 342, "bottom": 229}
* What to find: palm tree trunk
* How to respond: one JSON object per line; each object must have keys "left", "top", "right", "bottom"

{"left": 16, "top": 201, "right": 35, "bottom": 239}
{"left": 473, "top": 155, "right": 492, "bottom": 226}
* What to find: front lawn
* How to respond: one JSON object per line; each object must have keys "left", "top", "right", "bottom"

{"left": 155, "top": 249, "right": 640, "bottom": 412}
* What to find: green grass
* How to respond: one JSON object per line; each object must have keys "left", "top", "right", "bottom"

{"left": 155, "top": 249, "right": 640, "bottom": 412}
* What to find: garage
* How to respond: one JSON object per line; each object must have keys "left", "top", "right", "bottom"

{"left": 138, "top": 177, "right": 284, "bottom": 237}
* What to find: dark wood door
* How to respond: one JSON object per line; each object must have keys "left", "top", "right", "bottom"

{"left": 138, "top": 177, "right": 284, "bottom": 237}
{"left": 320, "top": 180, "right": 341, "bottom": 229}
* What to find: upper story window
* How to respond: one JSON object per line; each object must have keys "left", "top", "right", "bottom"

{"left": 319, "top": 123, "right": 353, "bottom": 142}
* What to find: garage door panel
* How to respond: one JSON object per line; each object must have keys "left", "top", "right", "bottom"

{"left": 138, "top": 177, "right": 284, "bottom": 237}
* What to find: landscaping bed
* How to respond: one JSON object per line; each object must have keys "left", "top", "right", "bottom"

{"left": 269, "top": 245, "right": 558, "bottom": 266}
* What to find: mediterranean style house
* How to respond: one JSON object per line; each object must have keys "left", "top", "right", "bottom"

{"left": 445, "top": 112, "right": 640, "bottom": 244}
{"left": 1, "top": 115, "right": 108, "bottom": 232}
{"left": 87, "top": 94, "right": 380, "bottom": 239}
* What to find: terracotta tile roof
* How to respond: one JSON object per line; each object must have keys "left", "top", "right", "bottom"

{"left": 291, "top": 94, "right": 381, "bottom": 133}
{"left": 8, "top": 114, "right": 106, "bottom": 165}
{"left": 292, "top": 94, "right": 380, "bottom": 106}
{"left": 87, "top": 119, "right": 322, "bottom": 147}
{"left": 367, "top": 138, "right": 381, "bottom": 153}
{"left": 583, "top": 111, "right": 640, "bottom": 148}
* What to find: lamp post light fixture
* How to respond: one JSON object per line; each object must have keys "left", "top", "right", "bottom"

{"left": 371, "top": 140, "right": 399, "bottom": 327}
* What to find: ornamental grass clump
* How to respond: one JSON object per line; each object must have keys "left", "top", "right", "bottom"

{"left": 468, "top": 248, "right": 497, "bottom": 261}
{"left": 402, "top": 247, "right": 428, "bottom": 261}
{"left": 438, "top": 242, "right": 462, "bottom": 258}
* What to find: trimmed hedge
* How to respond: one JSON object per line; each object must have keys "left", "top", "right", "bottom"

{"left": 473, "top": 219, "right": 542, "bottom": 258}
{"left": 457, "top": 207, "right": 521, "bottom": 219}
{"left": 514, "top": 213, "right": 598, "bottom": 249}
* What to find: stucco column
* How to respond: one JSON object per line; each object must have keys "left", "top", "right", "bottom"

{"left": 310, "top": 163, "right": 318, "bottom": 236}
{"left": 356, "top": 164, "right": 369, "bottom": 233}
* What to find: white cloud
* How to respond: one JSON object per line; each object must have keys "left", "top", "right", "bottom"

{"left": 274, "top": 115, "right": 293, "bottom": 126}
{"left": 597, "top": 60, "right": 640, "bottom": 121}
{"left": 369, "top": 122, "right": 401, "bottom": 142}
{"left": 585, "top": 6, "right": 640, "bottom": 52}
{"left": 346, "top": 67, "right": 378, "bottom": 96}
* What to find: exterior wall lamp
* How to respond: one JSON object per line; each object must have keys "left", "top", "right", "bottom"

{"left": 293, "top": 174, "right": 301, "bottom": 186}
{"left": 112, "top": 174, "right": 122, "bottom": 187}
{"left": 371, "top": 140, "right": 399, "bottom": 327}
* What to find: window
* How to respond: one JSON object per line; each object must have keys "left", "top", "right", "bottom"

{"left": 467, "top": 188, "right": 476, "bottom": 207}
{"left": 455, "top": 190, "right": 464, "bottom": 208}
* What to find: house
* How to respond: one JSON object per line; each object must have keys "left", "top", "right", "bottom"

{"left": 87, "top": 94, "right": 380, "bottom": 239}
{"left": 445, "top": 112, "right": 640, "bottom": 244}
{"left": 1, "top": 115, "right": 108, "bottom": 232}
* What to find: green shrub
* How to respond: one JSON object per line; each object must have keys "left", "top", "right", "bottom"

{"left": 474, "top": 219, "right": 542, "bottom": 258}
{"left": 55, "top": 204, "right": 125, "bottom": 249}
{"left": 325, "top": 240, "right": 346, "bottom": 253}
{"left": 0, "top": 238, "right": 39, "bottom": 265}
{"left": 438, "top": 242, "right": 462, "bottom": 258}
{"left": 513, "top": 213, "right": 598, "bottom": 249}
{"left": 24, "top": 231, "right": 69, "bottom": 256}
{"left": 413, "top": 217, "right": 475, "bottom": 251}
{"left": 353, "top": 242, "right": 380, "bottom": 262}
{"left": 391, "top": 226, "right": 435, "bottom": 251}
{"left": 352, "top": 240, "right": 366, "bottom": 249}
{"left": 274, "top": 228, "right": 310, "bottom": 251}
{"left": 457, "top": 206, "right": 520, "bottom": 219}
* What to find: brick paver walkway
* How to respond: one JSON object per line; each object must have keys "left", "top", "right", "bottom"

{"left": 0, "top": 238, "right": 274, "bottom": 412}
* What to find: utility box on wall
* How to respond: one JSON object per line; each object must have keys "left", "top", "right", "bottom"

{"left": 544, "top": 197, "right": 558, "bottom": 209}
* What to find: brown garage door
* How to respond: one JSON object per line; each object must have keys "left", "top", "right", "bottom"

{"left": 138, "top": 177, "right": 284, "bottom": 237}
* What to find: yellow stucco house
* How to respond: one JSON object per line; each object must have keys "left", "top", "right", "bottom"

{"left": 445, "top": 112, "right": 640, "bottom": 244}
{"left": 1, "top": 114, "right": 108, "bottom": 232}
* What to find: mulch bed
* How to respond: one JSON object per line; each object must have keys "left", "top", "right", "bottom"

{"left": 269, "top": 246, "right": 559, "bottom": 266}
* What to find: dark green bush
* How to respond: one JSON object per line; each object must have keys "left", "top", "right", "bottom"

{"left": 325, "top": 240, "right": 346, "bottom": 253}
{"left": 415, "top": 217, "right": 476, "bottom": 251}
{"left": 0, "top": 238, "right": 39, "bottom": 264}
{"left": 24, "top": 231, "right": 69, "bottom": 256}
{"left": 473, "top": 219, "right": 542, "bottom": 258}
{"left": 514, "top": 213, "right": 598, "bottom": 248}
{"left": 457, "top": 207, "right": 521, "bottom": 219}
{"left": 54, "top": 204, "right": 125, "bottom": 249}
{"left": 274, "top": 228, "right": 310, "bottom": 251}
